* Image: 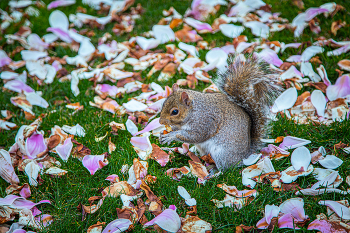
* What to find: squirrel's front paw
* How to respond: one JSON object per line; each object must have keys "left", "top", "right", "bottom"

{"left": 159, "top": 131, "right": 177, "bottom": 145}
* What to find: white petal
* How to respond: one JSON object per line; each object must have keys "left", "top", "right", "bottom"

{"left": 280, "top": 165, "right": 314, "bottom": 183}
{"left": 62, "top": 124, "right": 86, "bottom": 137}
{"left": 136, "top": 37, "right": 160, "bottom": 50}
{"left": 291, "top": 146, "right": 311, "bottom": 171}
{"left": 301, "top": 46, "right": 324, "bottom": 62}
{"left": 243, "top": 153, "right": 261, "bottom": 165}
{"left": 244, "top": 21, "right": 269, "bottom": 38}
{"left": 178, "top": 186, "right": 197, "bottom": 206}
{"left": 49, "top": 10, "right": 69, "bottom": 30}
{"left": 78, "top": 39, "right": 95, "bottom": 61}
{"left": 271, "top": 87, "right": 298, "bottom": 113}
{"left": 152, "top": 25, "right": 175, "bottom": 44}
{"left": 21, "top": 51, "right": 47, "bottom": 61}
{"left": 24, "top": 160, "right": 40, "bottom": 186}
{"left": 205, "top": 48, "right": 228, "bottom": 71}
{"left": 310, "top": 90, "right": 326, "bottom": 117}
{"left": 126, "top": 119, "right": 138, "bottom": 136}
{"left": 318, "top": 155, "right": 343, "bottom": 169}
{"left": 311, "top": 170, "right": 338, "bottom": 189}
{"left": 123, "top": 99, "right": 148, "bottom": 112}
{"left": 265, "top": 205, "right": 280, "bottom": 224}
{"left": 178, "top": 42, "right": 198, "bottom": 57}
{"left": 219, "top": 24, "right": 244, "bottom": 38}
{"left": 296, "top": 188, "right": 347, "bottom": 196}
{"left": 25, "top": 92, "right": 49, "bottom": 108}
{"left": 300, "top": 62, "right": 321, "bottom": 82}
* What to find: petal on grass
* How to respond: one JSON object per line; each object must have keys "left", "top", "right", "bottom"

{"left": 125, "top": 119, "right": 138, "bottom": 136}
{"left": 279, "top": 198, "right": 307, "bottom": 222}
{"left": 279, "top": 136, "right": 311, "bottom": 150}
{"left": 144, "top": 205, "right": 181, "bottom": 232}
{"left": 244, "top": 21, "right": 269, "bottom": 38}
{"left": 278, "top": 213, "right": 299, "bottom": 229}
{"left": 338, "top": 59, "right": 350, "bottom": 72}
{"left": 123, "top": 99, "right": 148, "bottom": 112}
{"left": 291, "top": 146, "right": 311, "bottom": 172}
{"left": 47, "top": 0, "right": 76, "bottom": 10}
{"left": 4, "top": 80, "right": 34, "bottom": 93}
{"left": 56, "top": 138, "right": 73, "bottom": 161}
{"left": 0, "top": 50, "right": 12, "bottom": 67}
{"left": 62, "top": 124, "right": 86, "bottom": 137}
{"left": 136, "top": 36, "right": 160, "bottom": 50}
{"left": 184, "top": 17, "right": 212, "bottom": 32}
{"left": 102, "top": 218, "right": 131, "bottom": 233}
{"left": 82, "top": 154, "right": 108, "bottom": 175}
{"left": 219, "top": 24, "right": 244, "bottom": 38}
{"left": 318, "top": 155, "right": 343, "bottom": 169}
{"left": 296, "top": 188, "right": 348, "bottom": 196}
{"left": 177, "top": 186, "right": 196, "bottom": 206}
{"left": 130, "top": 136, "right": 151, "bottom": 151}
{"left": 243, "top": 153, "right": 261, "bottom": 165}
{"left": 25, "top": 133, "right": 47, "bottom": 159}
{"left": 152, "top": 25, "right": 175, "bottom": 44}
{"left": 311, "top": 90, "right": 327, "bottom": 117}
{"left": 24, "top": 161, "right": 41, "bottom": 186}
{"left": 0, "top": 149, "right": 20, "bottom": 184}
{"left": 280, "top": 165, "right": 314, "bottom": 183}
{"left": 318, "top": 200, "right": 350, "bottom": 220}
{"left": 326, "top": 75, "right": 350, "bottom": 101}
{"left": 271, "top": 87, "right": 298, "bottom": 113}
{"left": 258, "top": 48, "right": 283, "bottom": 67}
{"left": 265, "top": 205, "right": 280, "bottom": 224}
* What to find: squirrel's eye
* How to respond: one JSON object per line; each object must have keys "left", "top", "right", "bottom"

{"left": 171, "top": 109, "right": 179, "bottom": 115}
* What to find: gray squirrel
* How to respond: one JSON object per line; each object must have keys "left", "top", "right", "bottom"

{"left": 159, "top": 54, "right": 282, "bottom": 170}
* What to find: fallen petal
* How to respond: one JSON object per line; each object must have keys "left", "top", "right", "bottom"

{"left": 271, "top": 87, "right": 298, "bottom": 113}
{"left": 318, "top": 200, "right": 350, "bottom": 220}
{"left": 279, "top": 136, "right": 311, "bottom": 150}
{"left": 279, "top": 197, "right": 307, "bottom": 221}
{"left": 318, "top": 155, "right": 343, "bottom": 169}
{"left": 56, "top": 138, "right": 73, "bottom": 161}
{"left": 82, "top": 154, "right": 108, "bottom": 175}
{"left": 291, "top": 146, "right": 311, "bottom": 171}
{"left": 144, "top": 205, "right": 181, "bottom": 232}
{"left": 102, "top": 219, "right": 131, "bottom": 233}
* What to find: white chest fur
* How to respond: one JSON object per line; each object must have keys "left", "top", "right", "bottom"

{"left": 195, "top": 138, "right": 222, "bottom": 156}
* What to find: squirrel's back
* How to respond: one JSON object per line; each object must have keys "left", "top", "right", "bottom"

{"left": 214, "top": 54, "right": 282, "bottom": 151}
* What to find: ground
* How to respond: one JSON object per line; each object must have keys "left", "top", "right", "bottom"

{"left": 0, "top": 0, "right": 350, "bottom": 232}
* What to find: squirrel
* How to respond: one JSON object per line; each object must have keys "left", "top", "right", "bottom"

{"left": 158, "top": 54, "right": 282, "bottom": 170}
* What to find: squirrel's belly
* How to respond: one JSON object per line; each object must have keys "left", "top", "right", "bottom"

{"left": 195, "top": 139, "right": 222, "bottom": 156}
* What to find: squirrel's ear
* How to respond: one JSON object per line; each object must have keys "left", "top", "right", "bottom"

{"left": 181, "top": 92, "right": 191, "bottom": 107}
{"left": 172, "top": 83, "right": 179, "bottom": 92}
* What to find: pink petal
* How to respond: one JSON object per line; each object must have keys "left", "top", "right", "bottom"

{"left": 0, "top": 149, "right": 20, "bottom": 184}
{"left": 56, "top": 138, "right": 73, "bottom": 161}
{"left": 286, "top": 55, "right": 301, "bottom": 63}
{"left": 130, "top": 136, "right": 151, "bottom": 151}
{"left": 47, "top": 0, "right": 75, "bottom": 9}
{"left": 19, "top": 184, "right": 31, "bottom": 198}
{"left": 258, "top": 48, "right": 283, "bottom": 67}
{"left": 105, "top": 174, "right": 119, "bottom": 183}
{"left": 256, "top": 217, "right": 268, "bottom": 229}
{"left": 102, "top": 219, "right": 132, "bottom": 233}
{"left": 0, "top": 195, "right": 50, "bottom": 209}
{"left": 82, "top": 154, "right": 108, "bottom": 175}
{"left": 279, "top": 198, "right": 307, "bottom": 222}
{"left": 96, "top": 84, "right": 119, "bottom": 98}
{"left": 27, "top": 34, "right": 49, "bottom": 51}
{"left": 4, "top": 80, "right": 34, "bottom": 93}
{"left": 51, "top": 60, "right": 62, "bottom": 71}
{"left": 134, "top": 118, "right": 161, "bottom": 136}
{"left": 25, "top": 133, "right": 47, "bottom": 159}
{"left": 307, "top": 219, "right": 333, "bottom": 232}
{"left": 34, "top": 214, "right": 53, "bottom": 228}
{"left": 144, "top": 206, "right": 181, "bottom": 232}
{"left": 47, "top": 27, "right": 72, "bottom": 43}
{"left": 184, "top": 18, "right": 213, "bottom": 32}
{"left": 305, "top": 8, "right": 329, "bottom": 21}
{"left": 0, "top": 50, "right": 12, "bottom": 67}
{"left": 327, "top": 44, "right": 350, "bottom": 56}
{"left": 278, "top": 213, "right": 299, "bottom": 229}
{"left": 279, "top": 136, "right": 311, "bottom": 150}
{"left": 326, "top": 75, "right": 350, "bottom": 101}
{"left": 318, "top": 200, "right": 350, "bottom": 219}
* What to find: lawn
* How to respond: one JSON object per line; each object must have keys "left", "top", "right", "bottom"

{"left": 0, "top": 0, "right": 350, "bottom": 232}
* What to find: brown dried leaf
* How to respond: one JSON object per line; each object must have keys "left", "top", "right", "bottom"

{"left": 292, "top": 0, "right": 304, "bottom": 9}
{"left": 150, "top": 144, "right": 169, "bottom": 167}
{"left": 331, "top": 20, "right": 346, "bottom": 35}
{"left": 200, "top": 154, "right": 215, "bottom": 164}
{"left": 87, "top": 221, "right": 105, "bottom": 233}
{"left": 47, "top": 134, "right": 61, "bottom": 150}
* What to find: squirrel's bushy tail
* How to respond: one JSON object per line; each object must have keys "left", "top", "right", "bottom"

{"left": 215, "top": 54, "right": 282, "bottom": 151}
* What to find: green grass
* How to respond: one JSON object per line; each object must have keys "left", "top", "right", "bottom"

{"left": 0, "top": 0, "right": 350, "bottom": 232}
